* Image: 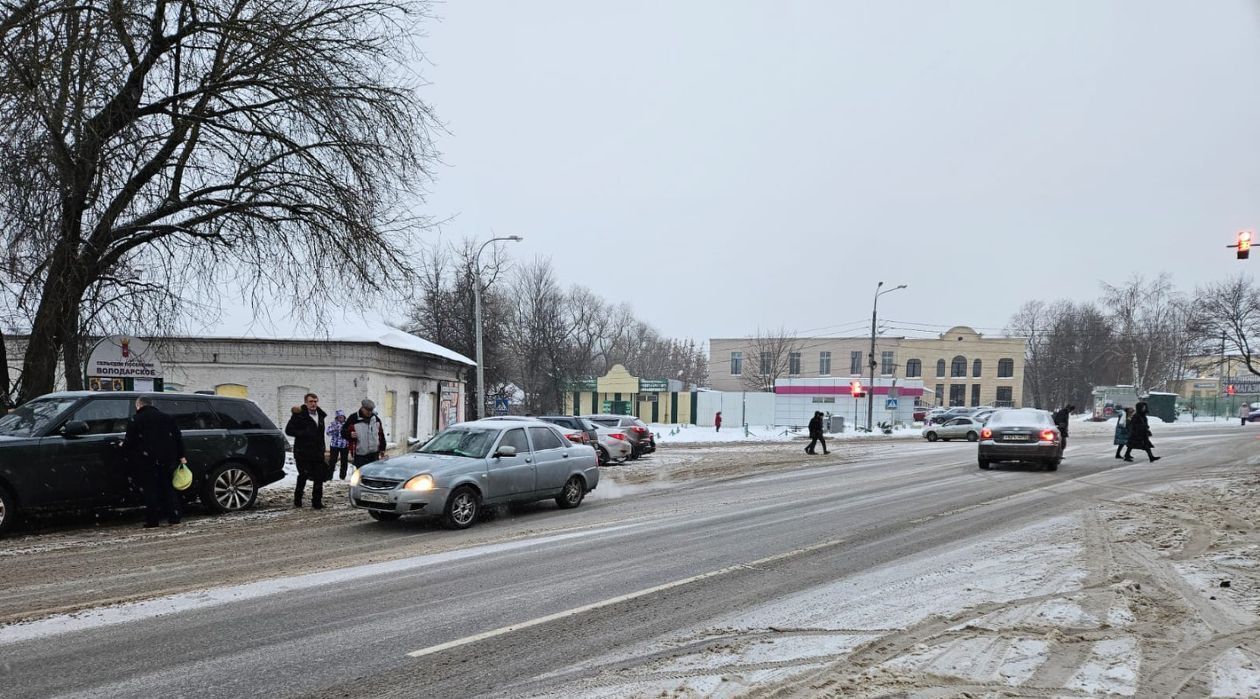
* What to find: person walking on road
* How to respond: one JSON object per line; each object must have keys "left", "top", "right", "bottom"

{"left": 286, "top": 393, "right": 328, "bottom": 509}
{"left": 1113, "top": 406, "right": 1133, "bottom": 459}
{"left": 805, "top": 411, "right": 829, "bottom": 455}
{"left": 1241, "top": 402, "right": 1251, "bottom": 427}
{"left": 123, "top": 395, "right": 186, "bottom": 528}
{"left": 344, "top": 398, "right": 387, "bottom": 468}
{"left": 327, "top": 409, "right": 350, "bottom": 479}
{"left": 715, "top": 411, "right": 722, "bottom": 433}
{"left": 1123, "top": 401, "right": 1161, "bottom": 463}
{"left": 1052, "top": 404, "right": 1075, "bottom": 451}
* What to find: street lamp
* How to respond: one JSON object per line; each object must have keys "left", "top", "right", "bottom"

{"left": 867, "top": 281, "right": 907, "bottom": 432}
{"left": 474, "top": 235, "right": 523, "bottom": 419}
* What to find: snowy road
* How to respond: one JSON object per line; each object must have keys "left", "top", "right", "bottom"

{"left": 0, "top": 427, "right": 1256, "bottom": 698}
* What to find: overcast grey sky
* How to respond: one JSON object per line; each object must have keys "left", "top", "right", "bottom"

{"left": 415, "top": 0, "right": 1260, "bottom": 343}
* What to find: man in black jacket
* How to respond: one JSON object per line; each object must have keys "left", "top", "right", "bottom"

{"left": 1052, "top": 404, "right": 1075, "bottom": 451}
{"left": 123, "top": 395, "right": 186, "bottom": 528}
{"left": 286, "top": 393, "right": 328, "bottom": 509}
{"left": 805, "top": 411, "right": 829, "bottom": 455}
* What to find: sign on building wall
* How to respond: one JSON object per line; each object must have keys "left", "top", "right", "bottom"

{"left": 439, "top": 383, "right": 461, "bottom": 429}
{"left": 86, "top": 336, "right": 164, "bottom": 392}
{"left": 639, "top": 379, "right": 669, "bottom": 392}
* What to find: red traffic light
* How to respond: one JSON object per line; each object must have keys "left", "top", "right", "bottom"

{"left": 1228, "top": 384, "right": 1237, "bottom": 396}
{"left": 850, "top": 380, "right": 862, "bottom": 393}
{"left": 1239, "top": 231, "right": 1253, "bottom": 260}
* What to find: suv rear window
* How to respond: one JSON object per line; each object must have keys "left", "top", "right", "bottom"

{"left": 154, "top": 398, "right": 222, "bottom": 430}
{"left": 213, "top": 400, "right": 274, "bottom": 429}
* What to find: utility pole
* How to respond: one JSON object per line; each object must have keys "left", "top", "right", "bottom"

{"left": 868, "top": 281, "right": 907, "bottom": 431}
{"left": 473, "top": 235, "right": 523, "bottom": 419}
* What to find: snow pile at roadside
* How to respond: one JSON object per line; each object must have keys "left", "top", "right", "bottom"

{"left": 650, "top": 423, "right": 920, "bottom": 445}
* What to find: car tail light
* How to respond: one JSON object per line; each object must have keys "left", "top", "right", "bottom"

{"left": 1040, "top": 430, "right": 1057, "bottom": 441}
{"left": 564, "top": 433, "right": 583, "bottom": 444}
{"left": 981, "top": 428, "right": 992, "bottom": 439}
{"left": 609, "top": 432, "right": 627, "bottom": 441}
{"left": 630, "top": 426, "right": 647, "bottom": 434}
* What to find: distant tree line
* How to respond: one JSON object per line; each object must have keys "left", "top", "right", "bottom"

{"left": 1007, "top": 273, "right": 1260, "bottom": 411}
{"left": 406, "top": 240, "right": 708, "bottom": 415}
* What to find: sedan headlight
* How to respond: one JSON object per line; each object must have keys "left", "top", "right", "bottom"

{"left": 349, "top": 468, "right": 362, "bottom": 486}
{"left": 403, "top": 474, "right": 435, "bottom": 492}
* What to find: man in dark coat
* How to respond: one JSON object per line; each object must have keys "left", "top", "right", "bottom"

{"left": 122, "top": 395, "right": 186, "bottom": 528}
{"left": 1123, "top": 401, "right": 1161, "bottom": 463}
{"left": 805, "top": 411, "right": 829, "bottom": 455}
{"left": 1052, "top": 404, "right": 1075, "bottom": 451}
{"left": 286, "top": 392, "right": 328, "bottom": 509}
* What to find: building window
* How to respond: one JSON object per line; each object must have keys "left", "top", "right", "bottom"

{"left": 819, "top": 351, "right": 831, "bottom": 376}
{"left": 935, "top": 384, "right": 944, "bottom": 405}
{"left": 881, "top": 351, "right": 895, "bottom": 376}
{"left": 949, "top": 384, "right": 966, "bottom": 407}
{"left": 996, "top": 386, "right": 1013, "bottom": 407}
{"left": 972, "top": 359, "right": 983, "bottom": 378}
{"left": 951, "top": 356, "right": 967, "bottom": 378}
{"left": 905, "top": 359, "right": 922, "bottom": 378}
{"left": 730, "top": 352, "right": 743, "bottom": 375}
{"left": 788, "top": 352, "right": 801, "bottom": 376}
{"left": 998, "top": 358, "right": 1015, "bottom": 378}
{"left": 936, "top": 359, "right": 946, "bottom": 377}
{"left": 851, "top": 351, "right": 863, "bottom": 375}
{"left": 971, "top": 384, "right": 981, "bottom": 407}
{"left": 759, "top": 352, "right": 771, "bottom": 375}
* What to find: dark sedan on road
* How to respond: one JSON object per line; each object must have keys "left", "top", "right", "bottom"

{"left": 977, "top": 408, "right": 1063, "bottom": 471}
{"left": 0, "top": 391, "right": 287, "bottom": 534}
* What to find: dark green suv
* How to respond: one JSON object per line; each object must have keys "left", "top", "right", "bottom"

{"left": 0, "top": 392, "right": 287, "bottom": 534}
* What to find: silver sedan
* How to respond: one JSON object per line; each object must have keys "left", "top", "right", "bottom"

{"left": 350, "top": 422, "right": 600, "bottom": 529}
{"left": 922, "top": 416, "right": 984, "bottom": 442}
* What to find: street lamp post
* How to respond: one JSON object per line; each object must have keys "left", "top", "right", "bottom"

{"left": 867, "top": 281, "right": 907, "bottom": 432}
{"left": 474, "top": 235, "right": 523, "bottom": 419}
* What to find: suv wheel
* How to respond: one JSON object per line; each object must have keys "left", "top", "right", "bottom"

{"left": 1046, "top": 460, "right": 1060, "bottom": 471}
{"left": 978, "top": 459, "right": 991, "bottom": 470}
{"left": 441, "top": 487, "right": 479, "bottom": 530}
{"left": 201, "top": 463, "right": 258, "bottom": 513}
{"left": 926, "top": 432, "right": 938, "bottom": 442}
{"left": 556, "top": 476, "right": 586, "bottom": 509}
{"left": 628, "top": 446, "right": 640, "bottom": 461}
{"left": 596, "top": 446, "right": 609, "bottom": 466}
{"left": 0, "top": 485, "right": 15, "bottom": 535}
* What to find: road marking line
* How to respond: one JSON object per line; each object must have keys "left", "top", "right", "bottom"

{"left": 405, "top": 535, "right": 849, "bottom": 659}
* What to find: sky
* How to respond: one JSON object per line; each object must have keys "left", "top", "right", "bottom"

{"left": 393, "top": 0, "right": 1260, "bottom": 344}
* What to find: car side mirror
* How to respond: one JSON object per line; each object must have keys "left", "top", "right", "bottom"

{"left": 495, "top": 445, "right": 517, "bottom": 458}
{"left": 61, "top": 420, "right": 89, "bottom": 437}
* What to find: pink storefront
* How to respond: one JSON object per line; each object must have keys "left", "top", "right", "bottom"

{"left": 774, "top": 378, "right": 925, "bottom": 430}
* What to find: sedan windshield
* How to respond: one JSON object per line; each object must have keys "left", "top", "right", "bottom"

{"left": 0, "top": 397, "right": 80, "bottom": 437}
{"left": 417, "top": 427, "right": 497, "bottom": 458}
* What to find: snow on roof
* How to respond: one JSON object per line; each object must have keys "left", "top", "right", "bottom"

{"left": 197, "top": 318, "right": 475, "bottom": 367}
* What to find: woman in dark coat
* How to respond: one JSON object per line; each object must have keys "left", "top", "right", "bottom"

{"left": 285, "top": 393, "right": 329, "bottom": 508}
{"left": 1123, "top": 401, "right": 1160, "bottom": 463}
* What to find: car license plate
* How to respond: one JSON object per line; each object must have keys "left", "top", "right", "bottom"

{"left": 358, "top": 491, "right": 392, "bottom": 504}
{"left": 1004, "top": 435, "right": 1030, "bottom": 441}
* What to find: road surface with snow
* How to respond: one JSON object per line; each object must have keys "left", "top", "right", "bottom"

{"left": 0, "top": 425, "right": 1256, "bottom": 698}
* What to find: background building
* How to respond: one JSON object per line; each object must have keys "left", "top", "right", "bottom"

{"left": 7, "top": 326, "right": 473, "bottom": 446}
{"left": 709, "top": 325, "right": 1026, "bottom": 408}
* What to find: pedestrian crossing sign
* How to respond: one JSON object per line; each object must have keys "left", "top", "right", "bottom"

{"left": 885, "top": 398, "right": 899, "bottom": 410}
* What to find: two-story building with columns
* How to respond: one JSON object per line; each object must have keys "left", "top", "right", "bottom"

{"left": 708, "top": 325, "right": 1026, "bottom": 408}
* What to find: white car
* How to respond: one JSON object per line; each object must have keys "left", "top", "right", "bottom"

{"left": 593, "top": 426, "right": 634, "bottom": 463}
{"left": 922, "top": 416, "right": 984, "bottom": 442}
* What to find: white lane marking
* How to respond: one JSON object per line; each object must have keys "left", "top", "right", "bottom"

{"left": 0, "top": 522, "right": 648, "bottom": 646}
{"left": 406, "top": 534, "right": 850, "bottom": 658}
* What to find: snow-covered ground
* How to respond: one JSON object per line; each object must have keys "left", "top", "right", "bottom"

{"left": 651, "top": 423, "right": 920, "bottom": 445}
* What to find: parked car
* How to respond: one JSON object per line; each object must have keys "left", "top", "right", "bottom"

{"left": 584, "top": 414, "right": 655, "bottom": 459}
{"left": 0, "top": 391, "right": 287, "bottom": 535}
{"left": 922, "top": 416, "right": 984, "bottom": 442}
{"left": 929, "top": 407, "right": 977, "bottom": 425}
{"left": 971, "top": 409, "right": 998, "bottom": 424}
{"left": 350, "top": 421, "right": 600, "bottom": 529}
{"left": 592, "top": 427, "right": 634, "bottom": 463}
{"left": 977, "top": 408, "right": 1063, "bottom": 471}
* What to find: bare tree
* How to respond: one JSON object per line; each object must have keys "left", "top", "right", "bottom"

{"left": 738, "top": 327, "right": 801, "bottom": 393}
{"left": 0, "top": 0, "right": 438, "bottom": 400}
{"left": 1190, "top": 275, "right": 1260, "bottom": 378}
{"left": 1101, "top": 274, "right": 1194, "bottom": 394}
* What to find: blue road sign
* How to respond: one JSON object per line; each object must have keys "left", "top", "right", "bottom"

{"left": 493, "top": 398, "right": 510, "bottom": 415}
{"left": 885, "top": 398, "right": 899, "bottom": 410}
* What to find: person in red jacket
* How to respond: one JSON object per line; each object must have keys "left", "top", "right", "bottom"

{"left": 715, "top": 411, "right": 723, "bottom": 432}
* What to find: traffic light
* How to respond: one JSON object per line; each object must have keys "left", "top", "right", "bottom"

{"left": 1228, "top": 384, "right": 1237, "bottom": 397}
{"left": 850, "top": 380, "right": 866, "bottom": 398}
{"left": 1239, "top": 231, "right": 1252, "bottom": 260}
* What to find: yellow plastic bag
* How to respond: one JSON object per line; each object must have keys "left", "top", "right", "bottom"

{"left": 172, "top": 463, "right": 193, "bottom": 491}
